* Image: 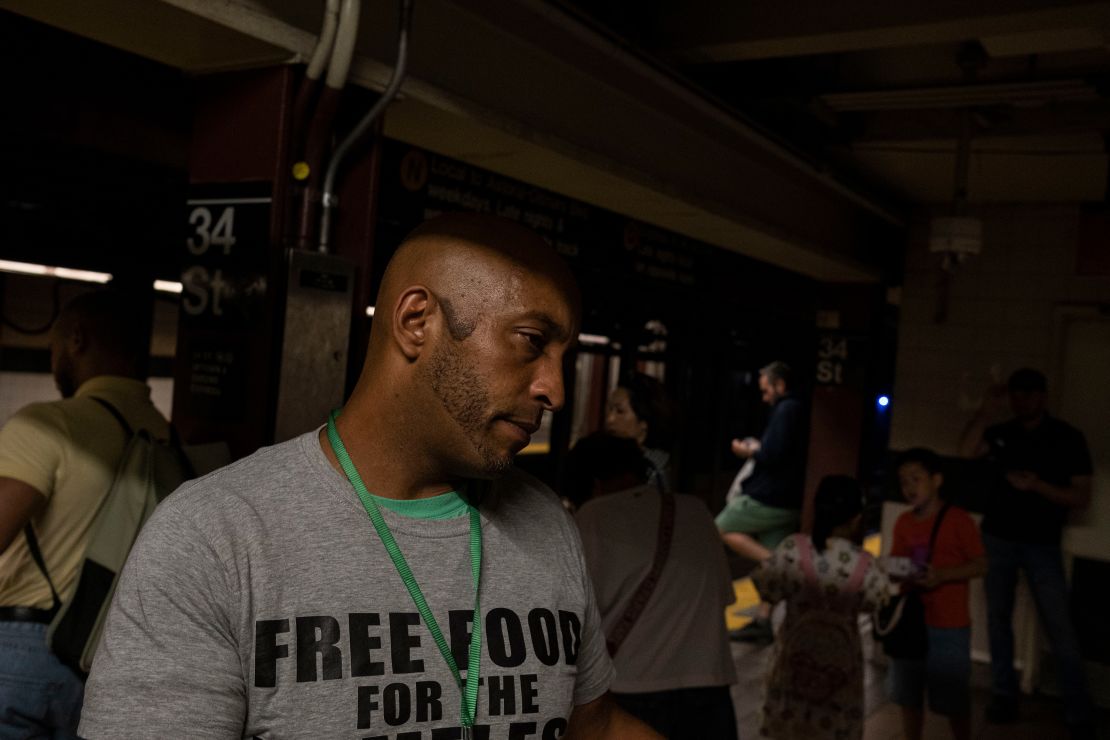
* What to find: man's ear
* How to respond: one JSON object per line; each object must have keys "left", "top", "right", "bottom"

{"left": 68, "top": 324, "right": 87, "bottom": 355}
{"left": 394, "top": 286, "right": 433, "bottom": 360}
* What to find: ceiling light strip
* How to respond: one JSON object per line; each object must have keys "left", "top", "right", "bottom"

{"left": 0, "top": 259, "right": 112, "bottom": 284}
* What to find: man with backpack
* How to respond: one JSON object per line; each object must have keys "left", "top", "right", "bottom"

{"left": 0, "top": 289, "right": 174, "bottom": 738}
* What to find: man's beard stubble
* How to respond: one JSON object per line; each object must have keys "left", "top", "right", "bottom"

{"left": 424, "top": 338, "right": 514, "bottom": 476}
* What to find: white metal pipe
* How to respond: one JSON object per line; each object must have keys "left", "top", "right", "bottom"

{"left": 306, "top": 0, "right": 341, "bottom": 81}
{"left": 319, "top": 0, "right": 413, "bottom": 253}
{"left": 325, "top": 0, "right": 361, "bottom": 90}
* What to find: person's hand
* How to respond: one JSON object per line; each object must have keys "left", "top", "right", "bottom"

{"left": 730, "top": 437, "right": 761, "bottom": 458}
{"left": 1006, "top": 470, "right": 1039, "bottom": 492}
{"left": 916, "top": 565, "right": 943, "bottom": 590}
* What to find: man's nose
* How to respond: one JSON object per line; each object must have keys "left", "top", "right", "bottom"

{"left": 531, "top": 355, "right": 565, "bottom": 412}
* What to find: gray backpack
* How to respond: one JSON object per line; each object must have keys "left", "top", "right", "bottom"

{"left": 23, "top": 397, "right": 191, "bottom": 674}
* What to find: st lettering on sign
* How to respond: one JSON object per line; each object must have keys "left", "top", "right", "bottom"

{"left": 816, "top": 333, "right": 850, "bottom": 386}
{"left": 179, "top": 183, "right": 272, "bottom": 419}
{"left": 182, "top": 185, "right": 271, "bottom": 324}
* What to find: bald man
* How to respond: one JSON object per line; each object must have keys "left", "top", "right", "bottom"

{"left": 0, "top": 290, "right": 170, "bottom": 738}
{"left": 79, "top": 215, "right": 660, "bottom": 739}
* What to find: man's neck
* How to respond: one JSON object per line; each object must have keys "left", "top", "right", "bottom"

{"left": 912, "top": 495, "right": 943, "bottom": 520}
{"left": 599, "top": 475, "right": 649, "bottom": 496}
{"left": 319, "top": 409, "right": 460, "bottom": 501}
{"left": 1018, "top": 412, "right": 1047, "bottom": 431}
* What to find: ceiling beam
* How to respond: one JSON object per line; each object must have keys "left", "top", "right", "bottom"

{"left": 850, "top": 102, "right": 1110, "bottom": 142}
{"left": 0, "top": 0, "right": 296, "bottom": 72}
{"left": 654, "top": 1, "right": 1110, "bottom": 62}
{"left": 0, "top": 0, "right": 904, "bottom": 281}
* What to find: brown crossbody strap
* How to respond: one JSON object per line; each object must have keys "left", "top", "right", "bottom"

{"left": 606, "top": 479, "right": 676, "bottom": 657}
{"left": 926, "top": 503, "right": 950, "bottom": 564}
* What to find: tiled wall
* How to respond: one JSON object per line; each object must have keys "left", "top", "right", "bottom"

{"left": 890, "top": 205, "right": 1110, "bottom": 454}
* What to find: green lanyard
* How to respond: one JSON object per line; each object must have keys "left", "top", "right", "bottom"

{"left": 327, "top": 411, "right": 482, "bottom": 737}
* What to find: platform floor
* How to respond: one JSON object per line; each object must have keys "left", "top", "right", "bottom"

{"left": 726, "top": 632, "right": 1110, "bottom": 739}
{"left": 724, "top": 567, "right": 1107, "bottom": 740}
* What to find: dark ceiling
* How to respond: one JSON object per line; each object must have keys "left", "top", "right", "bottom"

{"left": 0, "top": 13, "right": 189, "bottom": 278}
{"left": 553, "top": 0, "right": 1110, "bottom": 205}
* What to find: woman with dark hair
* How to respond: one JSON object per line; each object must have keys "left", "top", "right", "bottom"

{"left": 604, "top": 372, "right": 674, "bottom": 491}
{"left": 751, "top": 476, "right": 891, "bottom": 740}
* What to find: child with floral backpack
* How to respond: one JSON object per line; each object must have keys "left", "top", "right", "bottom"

{"left": 752, "top": 475, "right": 891, "bottom": 740}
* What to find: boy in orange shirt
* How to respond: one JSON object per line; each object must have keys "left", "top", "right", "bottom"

{"left": 889, "top": 448, "right": 987, "bottom": 740}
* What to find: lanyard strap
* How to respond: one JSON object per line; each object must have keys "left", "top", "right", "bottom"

{"left": 327, "top": 411, "right": 482, "bottom": 731}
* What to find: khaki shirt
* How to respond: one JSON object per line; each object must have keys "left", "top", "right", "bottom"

{"left": 0, "top": 376, "right": 169, "bottom": 609}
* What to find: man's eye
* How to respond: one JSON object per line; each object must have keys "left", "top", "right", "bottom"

{"left": 519, "top": 332, "right": 546, "bottom": 352}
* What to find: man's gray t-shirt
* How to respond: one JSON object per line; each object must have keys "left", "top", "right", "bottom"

{"left": 79, "top": 430, "right": 614, "bottom": 739}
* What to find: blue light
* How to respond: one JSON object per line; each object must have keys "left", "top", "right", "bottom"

{"left": 877, "top": 395, "right": 890, "bottom": 408}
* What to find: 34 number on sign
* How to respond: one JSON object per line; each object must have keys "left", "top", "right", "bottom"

{"left": 816, "top": 335, "right": 849, "bottom": 385}
{"left": 818, "top": 336, "right": 848, "bottom": 360}
{"left": 187, "top": 206, "right": 237, "bottom": 256}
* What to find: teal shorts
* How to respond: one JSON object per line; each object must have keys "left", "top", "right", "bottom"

{"left": 715, "top": 494, "right": 799, "bottom": 550}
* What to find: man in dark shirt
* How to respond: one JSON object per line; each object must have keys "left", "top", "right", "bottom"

{"left": 959, "top": 368, "right": 1094, "bottom": 736}
{"left": 716, "top": 361, "right": 808, "bottom": 642}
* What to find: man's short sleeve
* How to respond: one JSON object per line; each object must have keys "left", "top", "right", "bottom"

{"left": 79, "top": 501, "right": 246, "bottom": 738}
{"left": 0, "top": 403, "right": 67, "bottom": 497}
{"left": 753, "top": 398, "right": 803, "bottom": 467}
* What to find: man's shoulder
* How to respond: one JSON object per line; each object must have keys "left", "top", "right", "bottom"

{"left": 1042, "top": 415, "right": 1086, "bottom": 442}
{"left": 673, "top": 491, "right": 714, "bottom": 519}
{"left": 671, "top": 493, "right": 729, "bottom": 544}
{"left": 777, "top": 395, "right": 804, "bottom": 411}
{"left": 487, "top": 467, "right": 577, "bottom": 538}
{"left": 3, "top": 398, "right": 66, "bottom": 426}
{"left": 158, "top": 434, "right": 312, "bottom": 518}
{"left": 574, "top": 485, "right": 644, "bottom": 519}
{"left": 0, "top": 397, "right": 91, "bottom": 441}
{"left": 988, "top": 415, "right": 1086, "bottom": 446}
{"left": 943, "top": 504, "right": 978, "bottom": 528}
{"left": 771, "top": 395, "right": 806, "bottom": 424}
{"left": 490, "top": 467, "right": 563, "bottom": 512}
{"left": 892, "top": 508, "right": 917, "bottom": 531}
{"left": 576, "top": 488, "right": 711, "bottom": 521}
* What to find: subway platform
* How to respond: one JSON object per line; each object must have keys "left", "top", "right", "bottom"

{"left": 726, "top": 629, "right": 1109, "bottom": 739}
{"left": 723, "top": 538, "right": 1108, "bottom": 739}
